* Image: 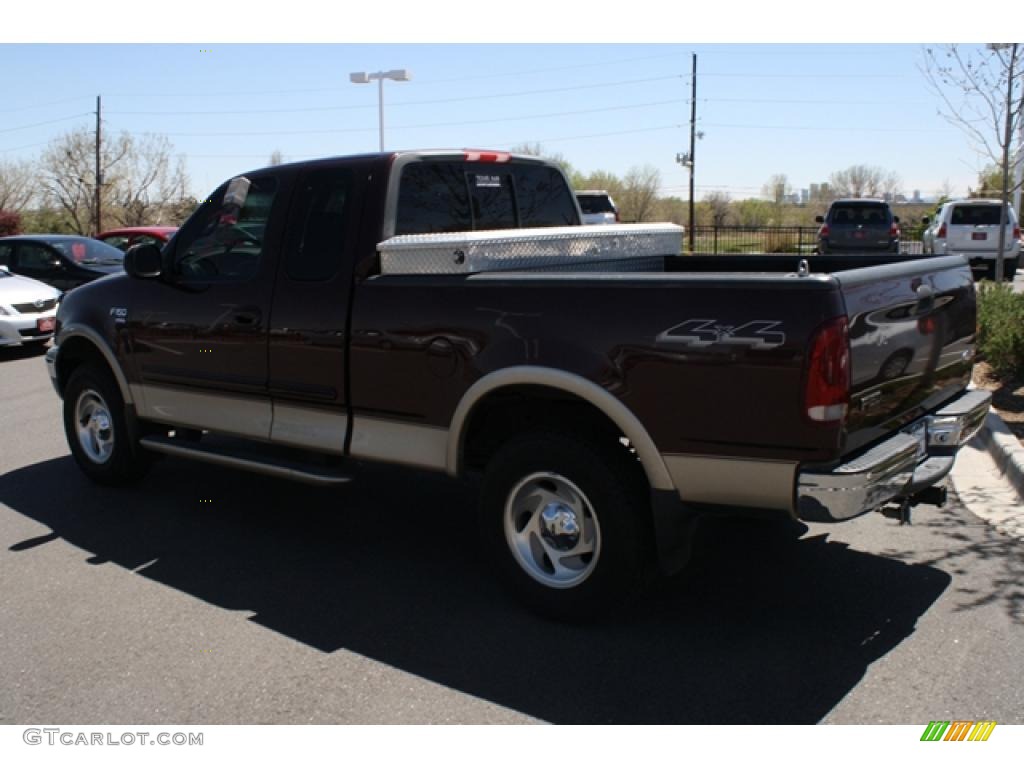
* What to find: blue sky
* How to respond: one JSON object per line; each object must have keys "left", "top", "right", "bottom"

{"left": 0, "top": 43, "right": 999, "bottom": 203}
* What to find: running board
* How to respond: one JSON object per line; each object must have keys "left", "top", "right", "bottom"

{"left": 140, "top": 435, "right": 353, "bottom": 487}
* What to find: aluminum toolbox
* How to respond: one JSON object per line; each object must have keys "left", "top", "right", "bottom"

{"left": 378, "top": 223, "right": 684, "bottom": 275}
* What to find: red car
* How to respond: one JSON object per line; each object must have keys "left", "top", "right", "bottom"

{"left": 96, "top": 226, "right": 178, "bottom": 251}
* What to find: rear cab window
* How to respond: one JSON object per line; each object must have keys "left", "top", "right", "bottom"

{"left": 393, "top": 159, "right": 579, "bottom": 236}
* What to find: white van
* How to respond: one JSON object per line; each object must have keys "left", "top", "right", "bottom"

{"left": 922, "top": 199, "right": 1020, "bottom": 280}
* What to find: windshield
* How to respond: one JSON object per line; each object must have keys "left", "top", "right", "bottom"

{"left": 47, "top": 238, "right": 125, "bottom": 266}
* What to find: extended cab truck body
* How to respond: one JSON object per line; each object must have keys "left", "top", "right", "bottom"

{"left": 47, "top": 150, "right": 991, "bottom": 618}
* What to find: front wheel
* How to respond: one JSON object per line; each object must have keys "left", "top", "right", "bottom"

{"left": 63, "top": 363, "right": 151, "bottom": 485}
{"left": 480, "top": 430, "right": 652, "bottom": 620}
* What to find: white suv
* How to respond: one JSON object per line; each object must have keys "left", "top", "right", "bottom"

{"left": 922, "top": 199, "right": 1020, "bottom": 280}
{"left": 576, "top": 190, "right": 619, "bottom": 225}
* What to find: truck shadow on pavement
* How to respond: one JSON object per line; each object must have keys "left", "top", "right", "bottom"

{"left": 1, "top": 455, "right": 952, "bottom": 724}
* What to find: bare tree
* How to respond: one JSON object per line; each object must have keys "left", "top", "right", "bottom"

{"left": 923, "top": 43, "right": 1024, "bottom": 279}
{"left": 0, "top": 159, "right": 36, "bottom": 213}
{"left": 702, "top": 191, "right": 732, "bottom": 226}
{"left": 829, "top": 164, "right": 901, "bottom": 198}
{"left": 507, "top": 142, "right": 576, "bottom": 181}
{"left": 40, "top": 129, "right": 117, "bottom": 234}
{"left": 618, "top": 165, "right": 661, "bottom": 223}
{"left": 109, "top": 134, "right": 189, "bottom": 227}
{"left": 40, "top": 128, "right": 188, "bottom": 234}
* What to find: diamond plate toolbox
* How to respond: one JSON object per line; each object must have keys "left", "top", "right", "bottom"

{"left": 377, "top": 223, "right": 684, "bottom": 275}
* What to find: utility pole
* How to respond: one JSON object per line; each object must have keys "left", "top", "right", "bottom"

{"left": 688, "top": 53, "right": 697, "bottom": 253}
{"left": 995, "top": 44, "right": 1017, "bottom": 282}
{"left": 675, "top": 54, "right": 699, "bottom": 253}
{"left": 94, "top": 95, "right": 102, "bottom": 236}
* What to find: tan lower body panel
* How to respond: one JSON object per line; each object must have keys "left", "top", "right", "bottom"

{"left": 131, "top": 384, "right": 272, "bottom": 440}
{"left": 350, "top": 416, "right": 448, "bottom": 471}
{"left": 662, "top": 454, "right": 797, "bottom": 513}
{"left": 270, "top": 402, "right": 348, "bottom": 454}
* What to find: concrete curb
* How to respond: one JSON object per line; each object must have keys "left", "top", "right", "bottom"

{"left": 977, "top": 409, "right": 1024, "bottom": 501}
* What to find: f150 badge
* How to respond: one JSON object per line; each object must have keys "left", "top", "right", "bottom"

{"left": 656, "top": 319, "right": 786, "bottom": 350}
{"left": 109, "top": 307, "right": 128, "bottom": 325}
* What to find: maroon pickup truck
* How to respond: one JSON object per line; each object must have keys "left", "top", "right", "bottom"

{"left": 46, "top": 150, "right": 991, "bottom": 618}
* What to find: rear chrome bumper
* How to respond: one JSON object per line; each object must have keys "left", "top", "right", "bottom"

{"left": 797, "top": 389, "right": 992, "bottom": 522}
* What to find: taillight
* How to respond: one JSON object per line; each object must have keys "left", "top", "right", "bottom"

{"left": 820, "top": 224, "right": 830, "bottom": 238}
{"left": 918, "top": 315, "right": 936, "bottom": 335}
{"left": 937, "top": 223, "right": 947, "bottom": 238}
{"left": 1014, "top": 225, "right": 1021, "bottom": 240}
{"left": 890, "top": 222, "right": 900, "bottom": 237}
{"left": 614, "top": 211, "right": 620, "bottom": 222}
{"left": 804, "top": 316, "right": 850, "bottom": 423}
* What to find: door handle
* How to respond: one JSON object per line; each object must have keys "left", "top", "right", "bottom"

{"left": 232, "top": 309, "right": 262, "bottom": 327}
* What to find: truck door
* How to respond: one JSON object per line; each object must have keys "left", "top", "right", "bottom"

{"left": 127, "top": 172, "right": 288, "bottom": 440}
{"left": 266, "top": 164, "right": 362, "bottom": 454}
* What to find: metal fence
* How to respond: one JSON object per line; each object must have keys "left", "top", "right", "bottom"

{"left": 686, "top": 225, "right": 926, "bottom": 254}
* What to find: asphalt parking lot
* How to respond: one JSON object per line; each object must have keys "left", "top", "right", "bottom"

{"left": 1, "top": 343, "right": 1022, "bottom": 725}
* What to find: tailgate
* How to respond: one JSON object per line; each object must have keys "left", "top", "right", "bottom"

{"left": 947, "top": 202, "right": 1014, "bottom": 252}
{"left": 837, "top": 255, "right": 976, "bottom": 456}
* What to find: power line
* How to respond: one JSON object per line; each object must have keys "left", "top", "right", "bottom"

{"left": 106, "top": 75, "right": 685, "bottom": 116}
{"left": 700, "top": 121, "right": 952, "bottom": 134}
{"left": 0, "top": 95, "right": 92, "bottom": 114}
{"left": 102, "top": 51, "right": 687, "bottom": 99}
{"left": 0, "top": 139, "right": 52, "bottom": 154}
{"left": 701, "top": 71, "right": 910, "bottom": 79}
{"left": 116, "top": 98, "right": 688, "bottom": 138}
{"left": 0, "top": 113, "right": 93, "bottom": 135}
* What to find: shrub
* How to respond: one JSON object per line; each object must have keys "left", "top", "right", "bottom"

{"left": 0, "top": 210, "right": 21, "bottom": 236}
{"left": 976, "top": 280, "right": 1024, "bottom": 378}
{"left": 763, "top": 231, "right": 799, "bottom": 253}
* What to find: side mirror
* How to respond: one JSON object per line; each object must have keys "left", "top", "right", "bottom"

{"left": 814, "top": 215, "right": 824, "bottom": 224}
{"left": 893, "top": 215, "right": 901, "bottom": 224}
{"left": 124, "top": 243, "right": 163, "bottom": 279}
{"left": 921, "top": 216, "right": 930, "bottom": 225}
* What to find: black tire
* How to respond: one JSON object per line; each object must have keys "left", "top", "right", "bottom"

{"left": 63, "top": 363, "right": 151, "bottom": 485}
{"left": 480, "top": 429, "right": 653, "bottom": 621}
{"left": 1006, "top": 260, "right": 1018, "bottom": 281}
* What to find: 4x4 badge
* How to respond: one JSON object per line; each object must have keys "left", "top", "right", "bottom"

{"left": 657, "top": 319, "right": 786, "bottom": 350}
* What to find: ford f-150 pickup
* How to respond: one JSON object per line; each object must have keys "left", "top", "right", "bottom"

{"left": 46, "top": 150, "right": 992, "bottom": 618}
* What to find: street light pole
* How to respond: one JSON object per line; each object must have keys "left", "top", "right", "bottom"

{"left": 350, "top": 69, "right": 412, "bottom": 152}
{"left": 987, "top": 43, "right": 1020, "bottom": 282}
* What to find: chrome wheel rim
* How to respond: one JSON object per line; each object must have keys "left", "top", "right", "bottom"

{"left": 503, "top": 472, "right": 601, "bottom": 589}
{"left": 75, "top": 389, "right": 115, "bottom": 464}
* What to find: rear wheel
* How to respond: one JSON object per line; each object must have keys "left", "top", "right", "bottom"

{"left": 63, "top": 363, "right": 151, "bottom": 485}
{"left": 480, "top": 430, "right": 652, "bottom": 620}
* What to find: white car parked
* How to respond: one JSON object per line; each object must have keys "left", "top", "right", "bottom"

{"left": 576, "top": 190, "right": 620, "bottom": 225}
{"left": 922, "top": 199, "right": 1020, "bottom": 280}
{"left": 0, "top": 266, "right": 60, "bottom": 348}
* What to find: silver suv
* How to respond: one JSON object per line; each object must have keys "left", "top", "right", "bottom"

{"left": 576, "top": 190, "right": 619, "bottom": 225}
{"left": 922, "top": 199, "right": 1020, "bottom": 280}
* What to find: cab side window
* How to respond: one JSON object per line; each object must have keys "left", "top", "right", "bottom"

{"left": 285, "top": 168, "right": 352, "bottom": 281}
{"left": 0, "top": 244, "right": 12, "bottom": 266}
{"left": 172, "top": 175, "right": 278, "bottom": 282}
